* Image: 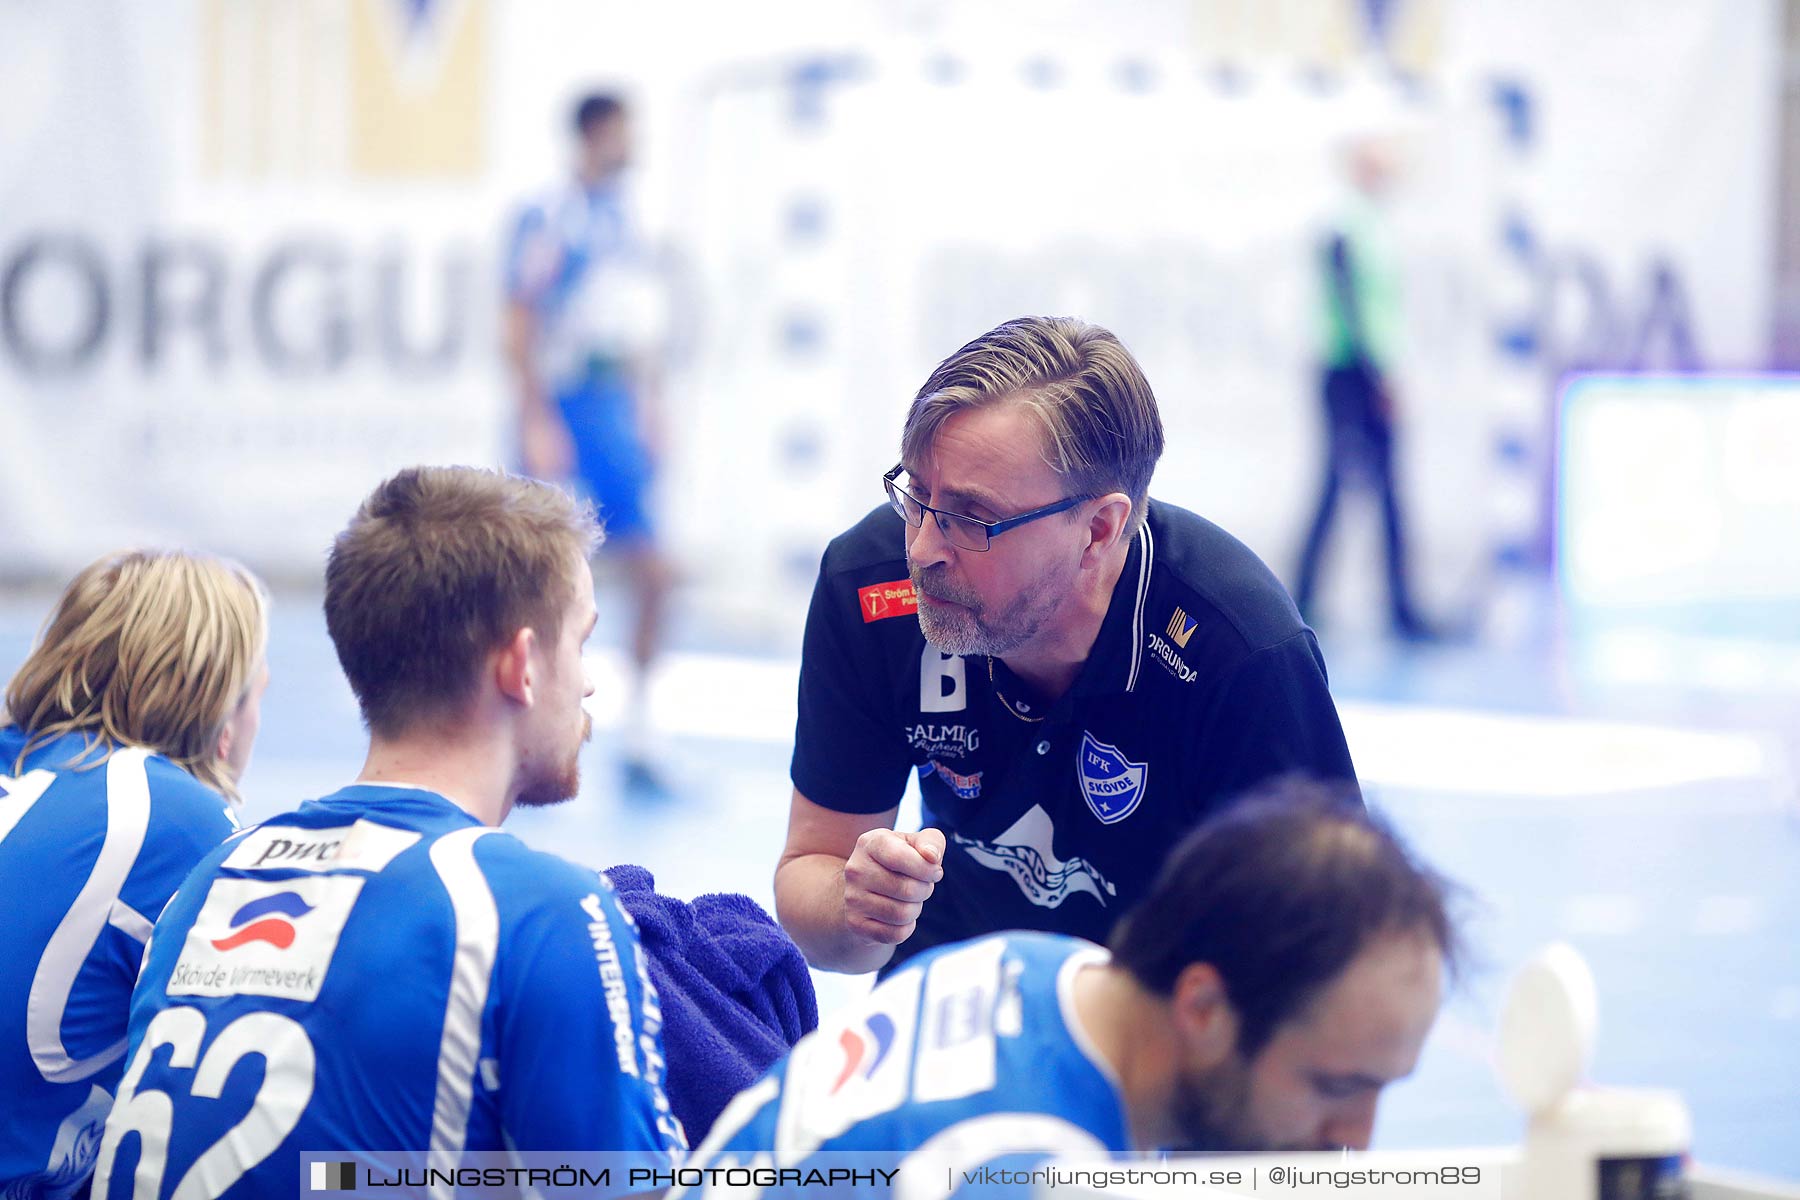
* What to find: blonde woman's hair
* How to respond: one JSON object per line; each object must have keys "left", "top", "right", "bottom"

{"left": 902, "top": 316, "right": 1166, "bottom": 539}
{"left": 4, "top": 549, "right": 270, "bottom": 802}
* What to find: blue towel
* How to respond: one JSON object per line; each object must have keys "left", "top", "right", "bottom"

{"left": 603, "top": 865, "right": 818, "bottom": 1144}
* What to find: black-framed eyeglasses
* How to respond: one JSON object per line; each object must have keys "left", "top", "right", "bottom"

{"left": 883, "top": 463, "right": 1088, "bottom": 553}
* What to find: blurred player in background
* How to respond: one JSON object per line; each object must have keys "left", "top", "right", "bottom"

{"left": 682, "top": 786, "right": 1457, "bottom": 1194}
{"left": 506, "top": 91, "right": 676, "bottom": 795}
{"left": 93, "top": 468, "right": 684, "bottom": 1198}
{"left": 0, "top": 550, "right": 269, "bottom": 1200}
{"left": 1293, "top": 136, "right": 1436, "bottom": 641}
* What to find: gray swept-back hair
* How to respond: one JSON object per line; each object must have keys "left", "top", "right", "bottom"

{"left": 902, "top": 316, "right": 1165, "bottom": 537}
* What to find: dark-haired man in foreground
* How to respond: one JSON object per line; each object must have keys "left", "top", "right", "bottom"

{"left": 681, "top": 786, "right": 1456, "bottom": 1195}
{"left": 94, "top": 467, "right": 684, "bottom": 1199}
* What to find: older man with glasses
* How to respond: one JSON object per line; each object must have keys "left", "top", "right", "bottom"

{"left": 775, "top": 315, "right": 1359, "bottom": 977}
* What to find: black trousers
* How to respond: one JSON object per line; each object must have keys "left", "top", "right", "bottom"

{"left": 1294, "top": 364, "right": 1420, "bottom": 631}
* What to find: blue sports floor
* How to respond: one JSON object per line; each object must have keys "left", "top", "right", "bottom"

{"left": 3, "top": 584, "right": 1796, "bottom": 1178}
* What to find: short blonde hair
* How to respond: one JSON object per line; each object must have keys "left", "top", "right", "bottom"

{"left": 902, "top": 316, "right": 1166, "bottom": 537}
{"left": 5, "top": 550, "right": 270, "bottom": 802}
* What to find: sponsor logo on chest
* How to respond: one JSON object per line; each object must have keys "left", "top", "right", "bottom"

{"left": 926, "top": 760, "right": 983, "bottom": 800}
{"left": 1147, "top": 606, "right": 1201, "bottom": 682}
{"left": 954, "top": 804, "right": 1118, "bottom": 908}
{"left": 906, "top": 722, "right": 981, "bottom": 759}
{"left": 788, "top": 969, "right": 921, "bottom": 1143}
{"left": 1077, "top": 731, "right": 1148, "bottom": 824}
{"left": 857, "top": 578, "right": 919, "bottom": 623}
{"left": 1147, "top": 632, "right": 1198, "bottom": 683}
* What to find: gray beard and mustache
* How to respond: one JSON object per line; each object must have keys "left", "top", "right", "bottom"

{"left": 909, "top": 563, "right": 1062, "bottom": 658}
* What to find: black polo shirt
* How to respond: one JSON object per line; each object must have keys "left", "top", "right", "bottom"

{"left": 791, "top": 500, "right": 1357, "bottom": 972}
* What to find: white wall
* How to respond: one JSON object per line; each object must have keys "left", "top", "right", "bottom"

{"left": 0, "top": 0, "right": 1779, "bottom": 641}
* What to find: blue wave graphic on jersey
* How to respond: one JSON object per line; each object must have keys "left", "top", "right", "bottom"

{"left": 829, "top": 1013, "right": 896, "bottom": 1095}
{"left": 229, "top": 892, "right": 315, "bottom": 925}
{"left": 211, "top": 892, "right": 314, "bottom": 952}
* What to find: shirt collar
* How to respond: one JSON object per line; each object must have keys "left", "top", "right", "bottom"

{"left": 986, "top": 516, "right": 1154, "bottom": 720}
{"left": 1069, "top": 516, "right": 1154, "bottom": 700}
{"left": 986, "top": 518, "right": 1152, "bottom": 723}
{"left": 313, "top": 782, "right": 484, "bottom": 828}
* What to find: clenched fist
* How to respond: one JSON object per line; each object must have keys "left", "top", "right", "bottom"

{"left": 843, "top": 827, "right": 946, "bottom": 946}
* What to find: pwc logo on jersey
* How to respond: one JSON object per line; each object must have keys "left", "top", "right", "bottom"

{"left": 1077, "top": 732, "right": 1148, "bottom": 825}
{"left": 223, "top": 819, "right": 421, "bottom": 874}
{"left": 168, "top": 876, "right": 364, "bottom": 1003}
{"left": 857, "top": 579, "right": 918, "bottom": 623}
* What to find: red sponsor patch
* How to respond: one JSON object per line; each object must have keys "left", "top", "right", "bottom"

{"left": 857, "top": 579, "right": 919, "bottom": 623}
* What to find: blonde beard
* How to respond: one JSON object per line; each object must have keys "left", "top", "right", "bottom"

{"left": 516, "top": 713, "right": 592, "bottom": 809}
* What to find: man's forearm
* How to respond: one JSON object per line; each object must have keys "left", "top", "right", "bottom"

{"left": 774, "top": 853, "right": 896, "bottom": 975}
{"left": 508, "top": 352, "right": 553, "bottom": 421}
{"left": 505, "top": 304, "right": 554, "bottom": 418}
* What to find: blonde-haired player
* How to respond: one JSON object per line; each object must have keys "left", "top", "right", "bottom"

{"left": 0, "top": 549, "right": 270, "bottom": 1199}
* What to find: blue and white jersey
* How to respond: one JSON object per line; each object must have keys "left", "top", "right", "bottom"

{"left": 0, "top": 729, "right": 238, "bottom": 1200}
{"left": 91, "top": 784, "right": 685, "bottom": 1199}
{"left": 680, "top": 933, "right": 1129, "bottom": 1198}
{"left": 506, "top": 179, "right": 664, "bottom": 383}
